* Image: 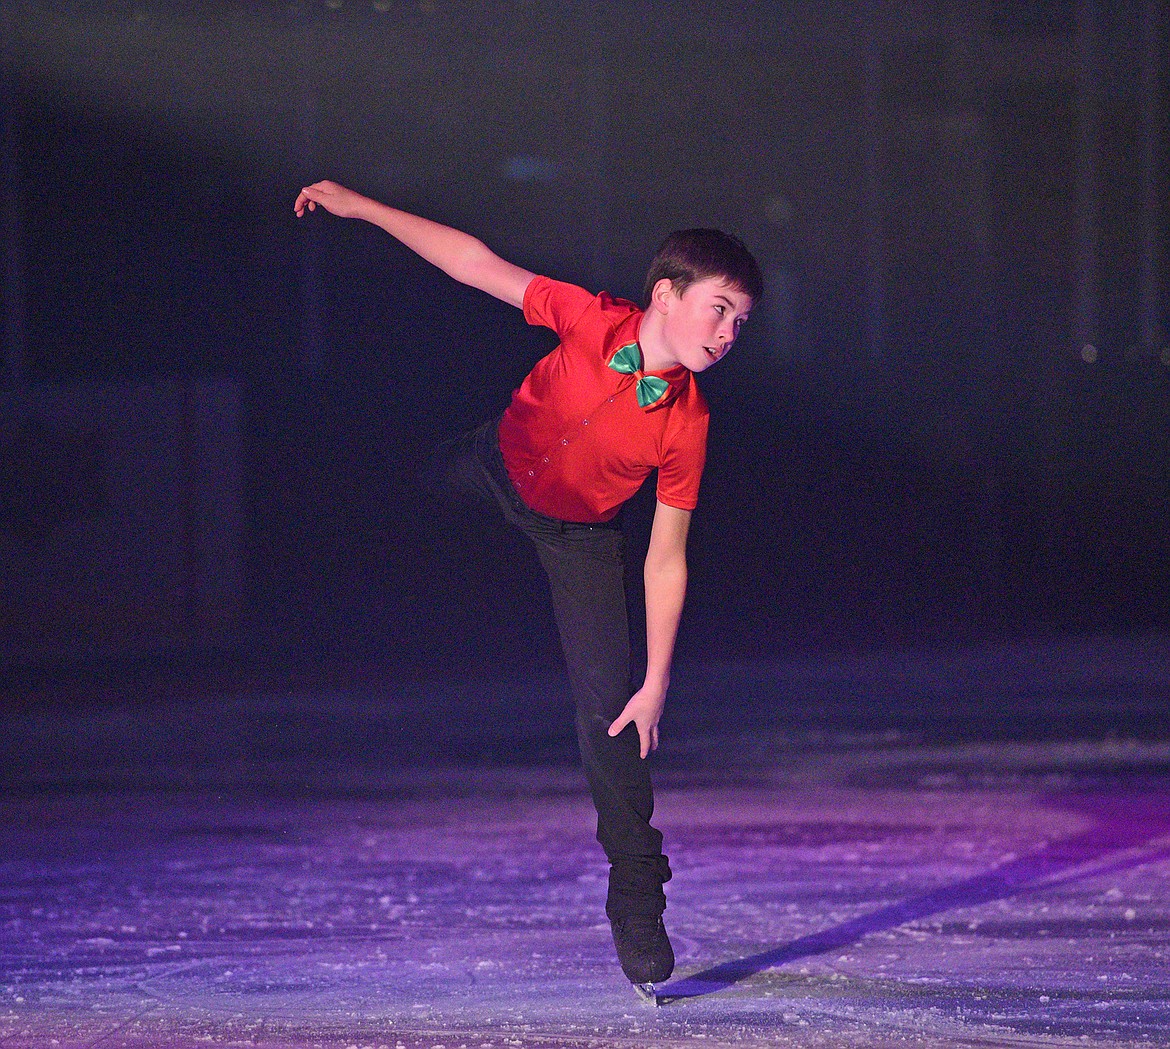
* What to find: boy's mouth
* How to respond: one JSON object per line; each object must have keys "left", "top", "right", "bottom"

{"left": 704, "top": 346, "right": 722, "bottom": 361}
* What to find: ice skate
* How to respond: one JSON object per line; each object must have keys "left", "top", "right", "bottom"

{"left": 610, "top": 912, "right": 674, "bottom": 998}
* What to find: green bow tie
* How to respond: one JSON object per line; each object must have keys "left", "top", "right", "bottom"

{"left": 607, "top": 342, "right": 670, "bottom": 408}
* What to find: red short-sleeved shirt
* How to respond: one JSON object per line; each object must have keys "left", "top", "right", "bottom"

{"left": 496, "top": 276, "right": 709, "bottom": 524}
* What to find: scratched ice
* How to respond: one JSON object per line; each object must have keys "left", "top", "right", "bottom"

{"left": 2, "top": 639, "right": 1169, "bottom": 1048}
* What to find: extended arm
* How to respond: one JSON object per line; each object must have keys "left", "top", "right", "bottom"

{"left": 607, "top": 501, "right": 691, "bottom": 759}
{"left": 294, "top": 180, "right": 535, "bottom": 308}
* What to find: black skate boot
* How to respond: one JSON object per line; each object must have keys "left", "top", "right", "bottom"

{"left": 610, "top": 912, "right": 674, "bottom": 1003}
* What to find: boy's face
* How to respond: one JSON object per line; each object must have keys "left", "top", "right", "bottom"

{"left": 654, "top": 277, "right": 753, "bottom": 373}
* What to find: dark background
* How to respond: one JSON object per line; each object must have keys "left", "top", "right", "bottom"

{"left": 1, "top": 0, "right": 1167, "bottom": 692}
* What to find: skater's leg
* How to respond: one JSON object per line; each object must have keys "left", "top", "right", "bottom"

{"left": 466, "top": 423, "right": 671, "bottom": 910}
{"left": 450, "top": 420, "right": 673, "bottom": 984}
{"left": 528, "top": 526, "right": 674, "bottom": 986}
{"left": 527, "top": 527, "right": 671, "bottom": 918}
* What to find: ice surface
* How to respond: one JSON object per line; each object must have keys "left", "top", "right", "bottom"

{"left": 2, "top": 641, "right": 1169, "bottom": 1047}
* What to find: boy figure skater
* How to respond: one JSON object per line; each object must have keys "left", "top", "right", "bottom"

{"left": 294, "top": 181, "right": 761, "bottom": 1000}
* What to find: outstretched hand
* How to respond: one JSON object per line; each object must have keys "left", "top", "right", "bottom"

{"left": 607, "top": 683, "right": 668, "bottom": 760}
{"left": 293, "top": 180, "right": 368, "bottom": 220}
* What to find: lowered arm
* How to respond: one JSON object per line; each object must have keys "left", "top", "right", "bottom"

{"left": 607, "top": 501, "right": 691, "bottom": 758}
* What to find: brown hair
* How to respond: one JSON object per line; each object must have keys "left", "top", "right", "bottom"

{"left": 643, "top": 228, "right": 763, "bottom": 306}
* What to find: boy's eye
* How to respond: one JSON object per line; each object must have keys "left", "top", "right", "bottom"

{"left": 714, "top": 305, "right": 725, "bottom": 315}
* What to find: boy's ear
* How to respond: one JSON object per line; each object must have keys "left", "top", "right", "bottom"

{"left": 649, "top": 278, "right": 677, "bottom": 313}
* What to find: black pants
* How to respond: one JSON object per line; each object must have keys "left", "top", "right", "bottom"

{"left": 429, "top": 418, "right": 671, "bottom": 920}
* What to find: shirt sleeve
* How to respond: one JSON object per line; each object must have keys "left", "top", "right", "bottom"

{"left": 655, "top": 410, "right": 709, "bottom": 511}
{"left": 523, "top": 276, "right": 596, "bottom": 338}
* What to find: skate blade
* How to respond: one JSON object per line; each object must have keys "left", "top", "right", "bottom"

{"left": 631, "top": 982, "right": 659, "bottom": 1006}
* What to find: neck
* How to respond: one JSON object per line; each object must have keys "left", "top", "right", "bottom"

{"left": 637, "top": 310, "right": 676, "bottom": 372}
